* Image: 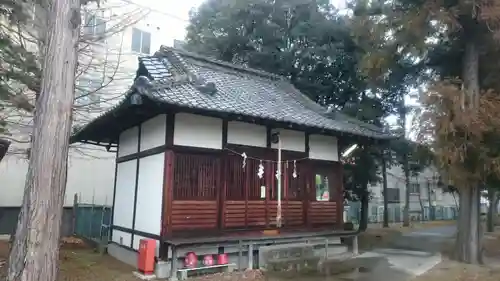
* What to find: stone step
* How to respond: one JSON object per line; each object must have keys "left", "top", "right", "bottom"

{"left": 259, "top": 241, "right": 349, "bottom": 271}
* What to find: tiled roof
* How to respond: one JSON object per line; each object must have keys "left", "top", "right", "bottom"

{"left": 71, "top": 47, "right": 393, "bottom": 144}
{"left": 137, "top": 47, "right": 392, "bottom": 139}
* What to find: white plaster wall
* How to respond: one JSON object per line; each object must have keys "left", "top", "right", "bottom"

{"left": 140, "top": 114, "right": 166, "bottom": 151}
{"left": 132, "top": 235, "right": 160, "bottom": 257}
{"left": 271, "top": 129, "right": 305, "bottom": 152}
{"left": 227, "top": 121, "right": 267, "bottom": 148}
{"left": 134, "top": 153, "right": 164, "bottom": 235}
{"left": 173, "top": 113, "right": 223, "bottom": 149}
{"left": 118, "top": 126, "right": 139, "bottom": 157}
{"left": 113, "top": 160, "right": 137, "bottom": 229}
{"left": 309, "top": 134, "right": 339, "bottom": 161}
{"left": 0, "top": 145, "right": 115, "bottom": 206}
{"left": 111, "top": 229, "right": 133, "bottom": 247}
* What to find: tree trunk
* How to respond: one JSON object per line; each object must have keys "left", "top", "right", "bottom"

{"left": 487, "top": 189, "right": 497, "bottom": 233}
{"left": 359, "top": 185, "right": 369, "bottom": 231}
{"left": 403, "top": 159, "right": 410, "bottom": 226}
{"left": 7, "top": 0, "right": 81, "bottom": 280}
{"left": 418, "top": 187, "right": 425, "bottom": 222}
{"left": 454, "top": 41, "right": 481, "bottom": 264}
{"left": 455, "top": 185, "right": 482, "bottom": 264}
{"left": 382, "top": 155, "right": 389, "bottom": 227}
{"left": 426, "top": 181, "right": 435, "bottom": 220}
{"left": 0, "top": 138, "right": 10, "bottom": 162}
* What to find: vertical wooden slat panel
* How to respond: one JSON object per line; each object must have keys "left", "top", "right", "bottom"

{"left": 173, "top": 153, "right": 219, "bottom": 200}
{"left": 305, "top": 161, "right": 312, "bottom": 229}
{"left": 219, "top": 154, "right": 227, "bottom": 230}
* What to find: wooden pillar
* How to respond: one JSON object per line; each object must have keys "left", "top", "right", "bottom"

{"left": 284, "top": 161, "right": 289, "bottom": 227}
{"left": 244, "top": 162, "right": 250, "bottom": 228}
{"left": 163, "top": 150, "right": 175, "bottom": 236}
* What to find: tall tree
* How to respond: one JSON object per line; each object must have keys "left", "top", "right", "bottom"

{"left": 186, "top": 0, "right": 405, "bottom": 227}
{"left": 6, "top": 0, "right": 81, "bottom": 280}
{"left": 352, "top": 0, "right": 500, "bottom": 264}
{"left": 186, "top": 0, "right": 365, "bottom": 107}
{"left": 0, "top": 1, "right": 147, "bottom": 155}
{"left": 419, "top": 14, "right": 500, "bottom": 265}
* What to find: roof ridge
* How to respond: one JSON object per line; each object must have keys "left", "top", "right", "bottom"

{"left": 278, "top": 81, "right": 389, "bottom": 135}
{"left": 158, "top": 45, "right": 287, "bottom": 81}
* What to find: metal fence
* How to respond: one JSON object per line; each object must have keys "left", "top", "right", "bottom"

{"left": 345, "top": 202, "right": 458, "bottom": 224}
{"left": 73, "top": 194, "right": 112, "bottom": 246}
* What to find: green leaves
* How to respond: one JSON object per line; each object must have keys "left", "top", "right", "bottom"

{"left": 186, "top": 0, "right": 361, "bottom": 107}
{"left": 0, "top": 1, "right": 42, "bottom": 136}
{"left": 185, "top": 0, "right": 419, "bottom": 200}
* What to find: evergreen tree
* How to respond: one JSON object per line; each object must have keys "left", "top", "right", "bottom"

{"left": 185, "top": 0, "right": 416, "bottom": 230}
{"left": 353, "top": 0, "right": 500, "bottom": 263}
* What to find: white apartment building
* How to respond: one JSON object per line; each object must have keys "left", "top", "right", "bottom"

{"left": 0, "top": 0, "right": 196, "bottom": 234}
{"left": 354, "top": 165, "right": 459, "bottom": 223}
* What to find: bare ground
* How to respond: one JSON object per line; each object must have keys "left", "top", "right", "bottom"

{"left": 0, "top": 221, "right": 498, "bottom": 281}
{"left": 360, "top": 222, "right": 500, "bottom": 281}
{"left": 414, "top": 259, "right": 500, "bottom": 281}
{"left": 358, "top": 220, "right": 457, "bottom": 251}
{"left": 0, "top": 239, "right": 141, "bottom": 281}
{"left": 0, "top": 239, "right": 264, "bottom": 281}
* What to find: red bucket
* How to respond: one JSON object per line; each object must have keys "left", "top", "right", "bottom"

{"left": 217, "top": 253, "right": 229, "bottom": 265}
{"left": 203, "top": 254, "right": 215, "bottom": 266}
{"left": 184, "top": 252, "right": 197, "bottom": 268}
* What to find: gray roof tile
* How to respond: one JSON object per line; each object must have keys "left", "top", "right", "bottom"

{"left": 71, "top": 47, "right": 393, "bottom": 144}
{"left": 138, "top": 47, "right": 392, "bottom": 139}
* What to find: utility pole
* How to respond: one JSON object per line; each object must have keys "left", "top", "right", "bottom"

{"left": 7, "top": 0, "right": 81, "bottom": 280}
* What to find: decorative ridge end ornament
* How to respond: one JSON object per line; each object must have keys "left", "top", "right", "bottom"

{"left": 130, "top": 76, "right": 151, "bottom": 106}
{"left": 133, "top": 75, "right": 153, "bottom": 94}
{"left": 0, "top": 138, "right": 10, "bottom": 163}
{"left": 157, "top": 49, "right": 218, "bottom": 95}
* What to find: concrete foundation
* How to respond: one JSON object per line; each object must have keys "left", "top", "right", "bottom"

{"left": 107, "top": 237, "right": 349, "bottom": 279}
{"left": 108, "top": 243, "right": 138, "bottom": 267}
{"left": 132, "top": 271, "right": 157, "bottom": 280}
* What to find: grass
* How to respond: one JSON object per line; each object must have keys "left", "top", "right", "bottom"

{"left": 0, "top": 239, "right": 141, "bottom": 281}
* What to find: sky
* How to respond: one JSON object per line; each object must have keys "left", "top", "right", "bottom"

{"left": 133, "top": 0, "right": 347, "bottom": 33}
